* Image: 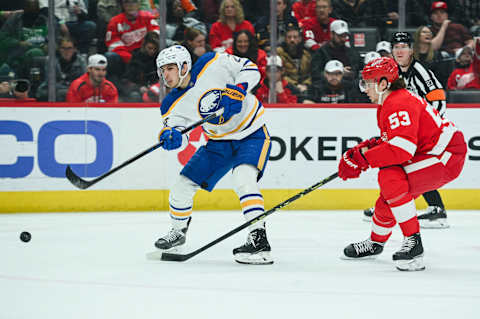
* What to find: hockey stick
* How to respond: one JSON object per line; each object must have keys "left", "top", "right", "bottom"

{"left": 161, "top": 171, "right": 339, "bottom": 262}
{"left": 65, "top": 109, "right": 223, "bottom": 189}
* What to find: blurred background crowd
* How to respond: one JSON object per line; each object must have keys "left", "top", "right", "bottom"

{"left": 0, "top": 0, "right": 478, "bottom": 103}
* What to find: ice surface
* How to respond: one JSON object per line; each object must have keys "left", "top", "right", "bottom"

{"left": 1, "top": 210, "right": 479, "bottom": 318}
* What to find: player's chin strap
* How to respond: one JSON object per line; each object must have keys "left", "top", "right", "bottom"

{"left": 176, "top": 69, "right": 189, "bottom": 88}
{"left": 375, "top": 81, "right": 390, "bottom": 105}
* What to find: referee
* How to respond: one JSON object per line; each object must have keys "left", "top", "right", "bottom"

{"left": 363, "top": 31, "right": 449, "bottom": 229}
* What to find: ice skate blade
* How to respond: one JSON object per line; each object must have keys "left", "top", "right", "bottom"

{"left": 234, "top": 251, "right": 274, "bottom": 265}
{"left": 395, "top": 256, "right": 425, "bottom": 271}
{"left": 340, "top": 254, "right": 379, "bottom": 260}
{"left": 146, "top": 246, "right": 184, "bottom": 260}
{"left": 419, "top": 218, "right": 449, "bottom": 229}
{"left": 362, "top": 216, "right": 372, "bottom": 223}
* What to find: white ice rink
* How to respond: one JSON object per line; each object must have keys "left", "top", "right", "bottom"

{"left": 1, "top": 210, "right": 479, "bottom": 319}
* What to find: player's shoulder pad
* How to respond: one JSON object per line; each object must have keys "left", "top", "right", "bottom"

{"left": 160, "top": 89, "right": 183, "bottom": 116}
{"left": 191, "top": 52, "right": 217, "bottom": 76}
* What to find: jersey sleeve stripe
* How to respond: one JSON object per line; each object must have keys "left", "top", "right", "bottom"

{"left": 405, "top": 151, "right": 453, "bottom": 174}
{"left": 403, "top": 157, "right": 441, "bottom": 174}
{"left": 427, "top": 124, "right": 457, "bottom": 155}
{"left": 242, "top": 103, "right": 263, "bottom": 132}
{"left": 388, "top": 136, "right": 417, "bottom": 156}
{"left": 197, "top": 52, "right": 219, "bottom": 79}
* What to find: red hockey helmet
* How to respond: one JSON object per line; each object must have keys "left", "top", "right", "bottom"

{"left": 361, "top": 57, "right": 399, "bottom": 86}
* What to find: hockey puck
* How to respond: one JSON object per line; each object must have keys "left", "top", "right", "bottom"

{"left": 20, "top": 231, "right": 31, "bottom": 242}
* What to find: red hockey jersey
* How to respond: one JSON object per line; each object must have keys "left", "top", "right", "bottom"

{"left": 447, "top": 57, "right": 480, "bottom": 90}
{"left": 106, "top": 11, "right": 159, "bottom": 63}
{"left": 364, "top": 89, "right": 458, "bottom": 168}
{"left": 292, "top": 0, "right": 316, "bottom": 26}
{"left": 66, "top": 73, "right": 118, "bottom": 103}
{"left": 302, "top": 17, "right": 335, "bottom": 51}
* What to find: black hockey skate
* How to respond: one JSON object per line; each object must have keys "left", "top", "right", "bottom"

{"left": 154, "top": 217, "right": 191, "bottom": 250}
{"left": 343, "top": 238, "right": 384, "bottom": 259}
{"left": 392, "top": 233, "right": 425, "bottom": 271}
{"left": 363, "top": 207, "right": 374, "bottom": 222}
{"left": 418, "top": 206, "right": 449, "bottom": 229}
{"left": 233, "top": 228, "right": 273, "bottom": 265}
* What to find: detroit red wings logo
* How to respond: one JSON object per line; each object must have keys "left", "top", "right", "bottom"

{"left": 177, "top": 126, "right": 209, "bottom": 166}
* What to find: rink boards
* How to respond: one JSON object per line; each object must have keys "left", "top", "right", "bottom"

{"left": 1, "top": 102, "right": 479, "bottom": 212}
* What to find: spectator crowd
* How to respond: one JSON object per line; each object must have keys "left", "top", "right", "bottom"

{"left": 0, "top": 0, "right": 479, "bottom": 103}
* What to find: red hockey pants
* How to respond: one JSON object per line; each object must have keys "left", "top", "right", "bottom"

{"left": 371, "top": 131, "right": 467, "bottom": 242}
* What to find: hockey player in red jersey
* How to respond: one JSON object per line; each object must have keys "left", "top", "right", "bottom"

{"left": 339, "top": 57, "right": 466, "bottom": 271}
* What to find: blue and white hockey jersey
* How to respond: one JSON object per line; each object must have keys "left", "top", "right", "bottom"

{"left": 160, "top": 52, "right": 265, "bottom": 141}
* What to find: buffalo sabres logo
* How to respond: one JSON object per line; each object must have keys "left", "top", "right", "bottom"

{"left": 198, "top": 89, "right": 225, "bottom": 124}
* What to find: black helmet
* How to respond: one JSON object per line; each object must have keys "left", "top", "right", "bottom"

{"left": 391, "top": 32, "right": 412, "bottom": 46}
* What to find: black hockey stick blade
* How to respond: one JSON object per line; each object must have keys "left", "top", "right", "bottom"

{"left": 160, "top": 251, "right": 196, "bottom": 262}
{"left": 65, "top": 110, "right": 223, "bottom": 189}
{"left": 161, "top": 172, "right": 339, "bottom": 262}
{"left": 65, "top": 165, "right": 96, "bottom": 189}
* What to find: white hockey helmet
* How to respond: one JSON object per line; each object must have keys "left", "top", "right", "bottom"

{"left": 156, "top": 45, "right": 192, "bottom": 88}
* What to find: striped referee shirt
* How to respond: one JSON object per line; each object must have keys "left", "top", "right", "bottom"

{"left": 399, "top": 59, "right": 447, "bottom": 116}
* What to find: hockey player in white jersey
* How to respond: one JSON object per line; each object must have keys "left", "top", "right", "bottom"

{"left": 153, "top": 45, "right": 273, "bottom": 264}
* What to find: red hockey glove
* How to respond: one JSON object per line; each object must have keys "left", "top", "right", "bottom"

{"left": 338, "top": 147, "right": 370, "bottom": 181}
{"left": 356, "top": 137, "right": 382, "bottom": 150}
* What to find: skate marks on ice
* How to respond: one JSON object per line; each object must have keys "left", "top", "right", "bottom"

{"left": 1, "top": 211, "right": 479, "bottom": 319}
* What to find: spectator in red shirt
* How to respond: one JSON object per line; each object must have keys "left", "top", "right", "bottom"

{"left": 256, "top": 56, "right": 298, "bottom": 104}
{"left": 302, "top": 0, "right": 335, "bottom": 51}
{"left": 208, "top": 0, "right": 255, "bottom": 52}
{"left": 104, "top": 0, "right": 159, "bottom": 79}
{"left": 225, "top": 29, "right": 267, "bottom": 84}
{"left": 66, "top": 54, "right": 119, "bottom": 103}
{"left": 447, "top": 42, "right": 480, "bottom": 90}
{"left": 430, "top": 1, "right": 473, "bottom": 56}
{"left": 292, "top": 0, "right": 316, "bottom": 26}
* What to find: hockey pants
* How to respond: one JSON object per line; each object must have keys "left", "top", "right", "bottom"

{"left": 371, "top": 131, "right": 467, "bottom": 243}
